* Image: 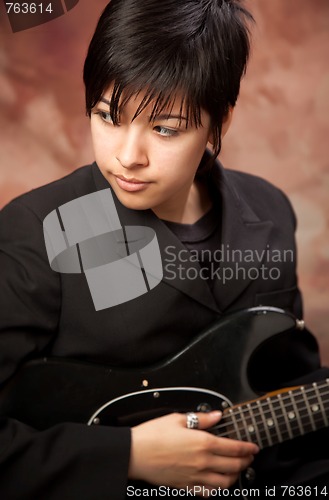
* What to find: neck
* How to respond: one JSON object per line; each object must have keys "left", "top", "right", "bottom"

{"left": 154, "top": 180, "right": 213, "bottom": 224}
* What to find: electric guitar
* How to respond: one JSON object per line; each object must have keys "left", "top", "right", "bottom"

{"left": 0, "top": 306, "right": 328, "bottom": 493}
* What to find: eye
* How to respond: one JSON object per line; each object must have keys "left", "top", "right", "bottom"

{"left": 154, "top": 126, "right": 178, "bottom": 137}
{"left": 97, "top": 111, "right": 114, "bottom": 124}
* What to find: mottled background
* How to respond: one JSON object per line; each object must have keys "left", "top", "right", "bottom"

{"left": 0, "top": 0, "right": 328, "bottom": 363}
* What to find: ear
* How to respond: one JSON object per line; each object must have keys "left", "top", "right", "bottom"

{"left": 221, "top": 107, "right": 234, "bottom": 138}
{"left": 207, "top": 107, "right": 234, "bottom": 145}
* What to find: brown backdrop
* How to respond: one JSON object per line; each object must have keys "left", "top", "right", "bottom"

{"left": 0, "top": 0, "right": 328, "bottom": 363}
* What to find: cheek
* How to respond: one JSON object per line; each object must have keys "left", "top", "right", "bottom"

{"left": 153, "top": 137, "right": 207, "bottom": 183}
{"left": 91, "top": 128, "right": 113, "bottom": 162}
{"left": 90, "top": 124, "right": 101, "bottom": 153}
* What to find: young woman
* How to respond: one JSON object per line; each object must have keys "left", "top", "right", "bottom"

{"left": 0, "top": 1, "right": 328, "bottom": 498}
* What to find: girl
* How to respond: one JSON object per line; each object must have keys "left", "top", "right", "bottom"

{"left": 1, "top": 1, "right": 328, "bottom": 498}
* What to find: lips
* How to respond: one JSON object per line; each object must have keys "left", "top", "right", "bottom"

{"left": 114, "top": 175, "right": 151, "bottom": 192}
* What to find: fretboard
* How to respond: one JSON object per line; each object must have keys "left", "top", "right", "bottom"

{"left": 214, "top": 379, "right": 329, "bottom": 449}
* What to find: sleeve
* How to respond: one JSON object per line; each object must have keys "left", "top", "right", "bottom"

{"left": 0, "top": 201, "right": 131, "bottom": 500}
{"left": 276, "top": 189, "right": 328, "bottom": 385}
{"left": 248, "top": 190, "right": 329, "bottom": 488}
{"left": 247, "top": 186, "right": 326, "bottom": 389}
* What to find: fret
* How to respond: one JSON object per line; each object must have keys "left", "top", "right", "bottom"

{"left": 301, "top": 386, "right": 316, "bottom": 432}
{"left": 314, "top": 381, "right": 329, "bottom": 427}
{"left": 324, "top": 379, "right": 329, "bottom": 412}
{"left": 293, "top": 390, "right": 313, "bottom": 434}
{"left": 257, "top": 399, "right": 273, "bottom": 447}
{"left": 284, "top": 393, "right": 299, "bottom": 435}
{"left": 262, "top": 397, "right": 280, "bottom": 445}
{"left": 250, "top": 400, "right": 270, "bottom": 448}
{"left": 307, "top": 384, "right": 326, "bottom": 431}
{"left": 244, "top": 409, "right": 256, "bottom": 439}
{"left": 288, "top": 390, "right": 304, "bottom": 436}
{"left": 270, "top": 397, "right": 291, "bottom": 441}
{"left": 236, "top": 406, "right": 251, "bottom": 442}
{"left": 228, "top": 408, "right": 243, "bottom": 441}
{"left": 267, "top": 396, "right": 282, "bottom": 444}
{"left": 246, "top": 403, "right": 263, "bottom": 448}
{"left": 216, "top": 413, "right": 233, "bottom": 440}
{"left": 234, "top": 404, "right": 258, "bottom": 442}
{"left": 277, "top": 393, "right": 293, "bottom": 440}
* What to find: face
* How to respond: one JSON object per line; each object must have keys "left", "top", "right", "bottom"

{"left": 90, "top": 88, "right": 213, "bottom": 222}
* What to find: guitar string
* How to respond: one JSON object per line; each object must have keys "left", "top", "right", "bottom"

{"left": 210, "top": 388, "right": 329, "bottom": 440}
{"left": 213, "top": 409, "right": 329, "bottom": 440}
{"left": 213, "top": 404, "right": 329, "bottom": 443}
{"left": 212, "top": 409, "right": 329, "bottom": 443}
{"left": 216, "top": 393, "right": 329, "bottom": 430}
{"left": 214, "top": 406, "right": 329, "bottom": 433}
{"left": 218, "top": 384, "right": 329, "bottom": 420}
{"left": 226, "top": 391, "right": 329, "bottom": 421}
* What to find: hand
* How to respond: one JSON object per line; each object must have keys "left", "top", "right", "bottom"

{"left": 128, "top": 411, "right": 259, "bottom": 495}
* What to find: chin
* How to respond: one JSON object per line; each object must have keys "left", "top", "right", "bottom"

{"left": 114, "top": 192, "right": 152, "bottom": 211}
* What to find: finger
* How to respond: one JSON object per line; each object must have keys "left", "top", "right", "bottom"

{"left": 180, "top": 410, "right": 223, "bottom": 430}
{"left": 206, "top": 453, "right": 254, "bottom": 475}
{"left": 202, "top": 471, "right": 239, "bottom": 489}
{"left": 208, "top": 435, "right": 259, "bottom": 456}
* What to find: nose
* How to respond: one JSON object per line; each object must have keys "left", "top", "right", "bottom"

{"left": 116, "top": 127, "right": 149, "bottom": 169}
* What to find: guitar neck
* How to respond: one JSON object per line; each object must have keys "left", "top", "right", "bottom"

{"left": 215, "top": 379, "right": 329, "bottom": 449}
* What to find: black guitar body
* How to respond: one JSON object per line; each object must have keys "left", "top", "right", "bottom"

{"left": 2, "top": 306, "right": 329, "bottom": 497}
{"left": 0, "top": 306, "right": 297, "bottom": 430}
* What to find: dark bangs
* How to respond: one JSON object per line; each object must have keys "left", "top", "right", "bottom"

{"left": 83, "top": 0, "right": 210, "bottom": 129}
{"left": 103, "top": 80, "right": 203, "bottom": 131}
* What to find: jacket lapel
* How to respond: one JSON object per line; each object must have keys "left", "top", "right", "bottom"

{"left": 91, "top": 161, "right": 273, "bottom": 314}
{"left": 211, "top": 166, "right": 273, "bottom": 311}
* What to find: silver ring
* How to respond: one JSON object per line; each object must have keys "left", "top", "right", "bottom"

{"left": 186, "top": 412, "right": 199, "bottom": 429}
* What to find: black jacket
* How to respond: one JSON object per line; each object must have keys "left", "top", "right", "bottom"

{"left": 0, "top": 161, "right": 328, "bottom": 499}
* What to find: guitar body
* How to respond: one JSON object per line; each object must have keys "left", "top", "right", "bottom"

{"left": 0, "top": 306, "right": 297, "bottom": 429}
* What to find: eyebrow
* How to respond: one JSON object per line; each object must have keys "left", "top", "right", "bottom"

{"left": 153, "top": 114, "right": 187, "bottom": 122}
{"left": 100, "top": 97, "right": 111, "bottom": 105}
{"left": 99, "top": 98, "right": 187, "bottom": 122}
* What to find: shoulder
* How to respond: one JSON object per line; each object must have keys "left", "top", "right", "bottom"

{"left": 1, "top": 164, "right": 97, "bottom": 222}
{"left": 221, "top": 167, "right": 297, "bottom": 229}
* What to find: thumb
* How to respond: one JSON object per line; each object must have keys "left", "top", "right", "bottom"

{"left": 184, "top": 410, "right": 222, "bottom": 430}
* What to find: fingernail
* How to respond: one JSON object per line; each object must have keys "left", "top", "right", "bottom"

{"left": 212, "top": 410, "right": 222, "bottom": 417}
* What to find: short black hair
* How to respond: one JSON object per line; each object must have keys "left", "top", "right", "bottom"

{"left": 83, "top": 0, "right": 253, "bottom": 173}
